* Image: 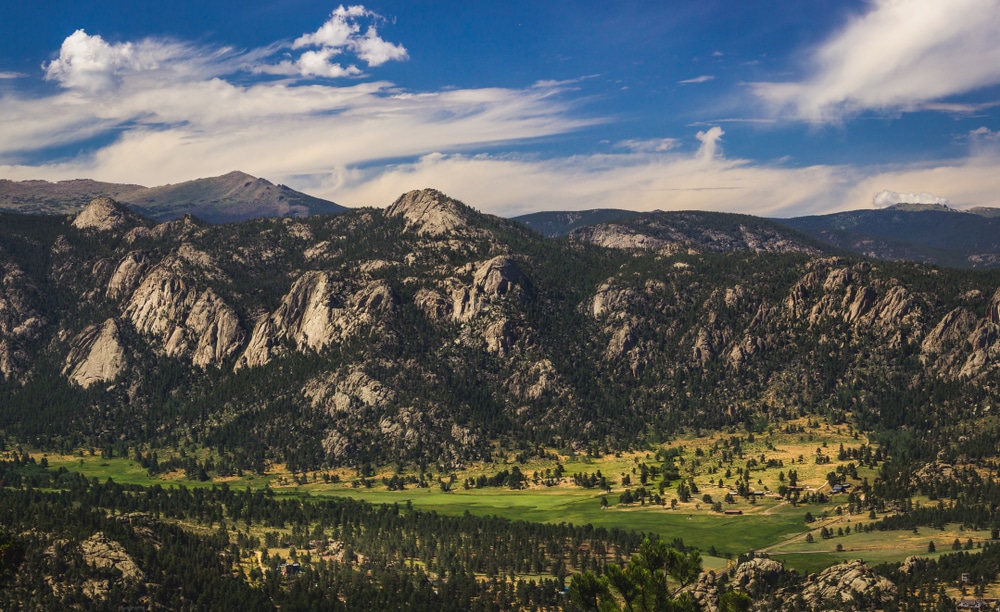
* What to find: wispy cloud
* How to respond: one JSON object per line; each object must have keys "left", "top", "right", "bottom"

{"left": 0, "top": 72, "right": 25, "bottom": 79}
{"left": 614, "top": 138, "right": 679, "bottom": 153}
{"left": 753, "top": 0, "right": 1000, "bottom": 122}
{"left": 320, "top": 144, "right": 1000, "bottom": 218}
{"left": 678, "top": 75, "right": 714, "bottom": 84}
{"left": 687, "top": 118, "right": 776, "bottom": 126}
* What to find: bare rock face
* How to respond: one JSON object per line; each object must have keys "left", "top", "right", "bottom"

{"left": 686, "top": 571, "right": 720, "bottom": 612}
{"left": 123, "top": 260, "right": 243, "bottom": 367}
{"left": 71, "top": 197, "right": 141, "bottom": 232}
{"left": 474, "top": 256, "right": 523, "bottom": 296}
{"left": 414, "top": 287, "right": 453, "bottom": 320}
{"left": 693, "top": 328, "right": 717, "bottom": 366}
{"left": 238, "top": 273, "right": 397, "bottom": 369}
{"left": 0, "top": 262, "right": 44, "bottom": 380}
{"left": 64, "top": 319, "right": 126, "bottom": 388}
{"left": 183, "top": 289, "right": 245, "bottom": 367}
{"left": 606, "top": 324, "right": 638, "bottom": 360}
{"left": 572, "top": 224, "right": 667, "bottom": 251}
{"left": 790, "top": 560, "right": 896, "bottom": 611}
{"left": 989, "top": 288, "right": 1000, "bottom": 324}
{"left": 960, "top": 321, "right": 1000, "bottom": 379}
{"left": 385, "top": 189, "right": 471, "bottom": 236}
{"left": 843, "top": 285, "right": 877, "bottom": 323}
{"left": 507, "top": 359, "right": 565, "bottom": 400}
{"left": 303, "top": 367, "right": 394, "bottom": 415}
{"left": 591, "top": 280, "right": 640, "bottom": 319}
{"left": 80, "top": 532, "right": 145, "bottom": 583}
{"left": 107, "top": 251, "right": 153, "bottom": 300}
{"left": 483, "top": 317, "right": 517, "bottom": 355}
{"left": 729, "top": 557, "right": 786, "bottom": 595}
{"left": 920, "top": 307, "right": 978, "bottom": 377}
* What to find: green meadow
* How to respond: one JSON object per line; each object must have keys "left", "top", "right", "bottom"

{"left": 36, "top": 419, "right": 958, "bottom": 573}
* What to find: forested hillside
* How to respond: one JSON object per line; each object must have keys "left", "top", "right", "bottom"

{"left": 2, "top": 189, "right": 1000, "bottom": 474}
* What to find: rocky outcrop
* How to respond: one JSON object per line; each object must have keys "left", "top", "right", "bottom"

{"left": 591, "top": 280, "right": 641, "bottom": 319}
{"left": 0, "top": 262, "right": 43, "bottom": 380}
{"left": 729, "top": 557, "right": 786, "bottom": 596}
{"left": 107, "top": 251, "right": 153, "bottom": 300}
{"left": 786, "top": 560, "right": 896, "bottom": 611}
{"left": 71, "top": 197, "right": 142, "bottom": 232}
{"left": 570, "top": 212, "right": 823, "bottom": 255}
{"left": 484, "top": 318, "right": 517, "bottom": 355}
{"left": 80, "top": 532, "right": 145, "bottom": 582}
{"left": 303, "top": 368, "right": 395, "bottom": 415}
{"left": 507, "top": 359, "right": 565, "bottom": 400}
{"left": 123, "top": 258, "right": 242, "bottom": 367}
{"left": 571, "top": 224, "right": 667, "bottom": 251}
{"left": 474, "top": 256, "right": 523, "bottom": 296}
{"left": 606, "top": 324, "right": 638, "bottom": 361}
{"left": 385, "top": 189, "right": 472, "bottom": 236}
{"left": 64, "top": 319, "right": 126, "bottom": 388}
{"left": 960, "top": 320, "right": 1000, "bottom": 379}
{"left": 237, "top": 272, "right": 397, "bottom": 369}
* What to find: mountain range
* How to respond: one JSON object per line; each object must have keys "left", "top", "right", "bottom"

{"left": 2, "top": 187, "right": 999, "bottom": 472}
{"left": 0, "top": 170, "right": 345, "bottom": 223}
{"left": 516, "top": 203, "right": 1000, "bottom": 269}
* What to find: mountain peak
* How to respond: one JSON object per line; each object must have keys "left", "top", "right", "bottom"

{"left": 71, "top": 197, "right": 144, "bottom": 232}
{"left": 385, "top": 189, "right": 476, "bottom": 236}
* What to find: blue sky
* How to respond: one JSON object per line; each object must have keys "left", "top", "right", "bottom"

{"left": 2, "top": 1, "right": 1000, "bottom": 216}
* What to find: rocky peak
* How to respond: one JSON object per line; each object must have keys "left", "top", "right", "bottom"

{"left": 385, "top": 189, "right": 474, "bottom": 236}
{"left": 71, "top": 197, "right": 143, "bottom": 232}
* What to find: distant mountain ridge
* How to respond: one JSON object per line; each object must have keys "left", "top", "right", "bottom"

{"left": 774, "top": 204, "right": 1000, "bottom": 269}
{"left": 0, "top": 171, "right": 346, "bottom": 223}
{"left": 514, "top": 203, "right": 1000, "bottom": 269}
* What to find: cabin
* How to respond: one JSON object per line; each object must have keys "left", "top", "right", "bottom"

{"left": 279, "top": 562, "right": 301, "bottom": 576}
{"left": 724, "top": 510, "right": 743, "bottom": 515}
{"left": 956, "top": 599, "right": 985, "bottom": 610}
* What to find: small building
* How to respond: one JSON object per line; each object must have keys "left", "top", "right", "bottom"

{"left": 279, "top": 562, "right": 301, "bottom": 576}
{"left": 725, "top": 510, "right": 743, "bottom": 515}
{"left": 956, "top": 599, "right": 985, "bottom": 610}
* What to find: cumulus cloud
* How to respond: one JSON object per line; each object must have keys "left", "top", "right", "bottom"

{"left": 287, "top": 4, "right": 407, "bottom": 75}
{"left": 678, "top": 75, "right": 714, "bottom": 84}
{"left": 872, "top": 189, "right": 949, "bottom": 208}
{"left": 754, "top": 0, "right": 1000, "bottom": 122}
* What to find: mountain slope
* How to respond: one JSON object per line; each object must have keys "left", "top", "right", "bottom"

{"left": 775, "top": 205, "right": 1000, "bottom": 268}
{"left": 1, "top": 190, "right": 1000, "bottom": 474}
{"left": 567, "top": 210, "right": 829, "bottom": 255}
{"left": 0, "top": 171, "right": 346, "bottom": 223}
{"left": 514, "top": 208, "right": 640, "bottom": 237}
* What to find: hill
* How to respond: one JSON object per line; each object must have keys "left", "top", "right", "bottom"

{"left": 514, "top": 208, "right": 640, "bottom": 237}
{"left": 773, "top": 204, "right": 1000, "bottom": 269}
{"left": 0, "top": 171, "right": 346, "bottom": 223}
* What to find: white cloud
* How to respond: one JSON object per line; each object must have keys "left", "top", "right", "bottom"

{"left": 615, "top": 138, "right": 679, "bottom": 153}
{"left": 313, "top": 145, "right": 1000, "bottom": 218}
{"left": 695, "top": 126, "right": 723, "bottom": 161}
{"left": 290, "top": 5, "right": 407, "bottom": 72}
{"left": 754, "top": 0, "right": 1000, "bottom": 122}
{"left": 678, "top": 75, "right": 714, "bottom": 84}
{"left": 0, "top": 72, "right": 25, "bottom": 79}
{"left": 872, "top": 189, "right": 949, "bottom": 208}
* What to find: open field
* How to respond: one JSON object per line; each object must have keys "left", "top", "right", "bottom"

{"left": 30, "top": 418, "right": 961, "bottom": 573}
